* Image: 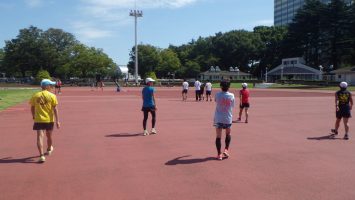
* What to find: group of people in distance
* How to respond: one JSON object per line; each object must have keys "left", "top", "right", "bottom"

{"left": 187, "top": 79, "right": 213, "bottom": 101}
{"left": 29, "top": 77, "right": 352, "bottom": 163}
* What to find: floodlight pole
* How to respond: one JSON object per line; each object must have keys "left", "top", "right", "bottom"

{"left": 130, "top": 10, "right": 143, "bottom": 85}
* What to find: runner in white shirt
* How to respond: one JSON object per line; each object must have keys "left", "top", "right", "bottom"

{"left": 205, "top": 81, "right": 213, "bottom": 101}
{"left": 182, "top": 80, "right": 189, "bottom": 101}
{"left": 194, "top": 80, "right": 201, "bottom": 101}
{"left": 214, "top": 80, "right": 235, "bottom": 160}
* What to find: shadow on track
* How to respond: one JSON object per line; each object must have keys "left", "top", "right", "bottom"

{"left": 106, "top": 133, "right": 142, "bottom": 137}
{"left": 0, "top": 156, "right": 39, "bottom": 164}
{"left": 307, "top": 133, "right": 343, "bottom": 140}
{"left": 165, "top": 155, "right": 216, "bottom": 165}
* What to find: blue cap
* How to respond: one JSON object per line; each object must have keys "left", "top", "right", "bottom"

{"left": 41, "top": 79, "right": 56, "bottom": 87}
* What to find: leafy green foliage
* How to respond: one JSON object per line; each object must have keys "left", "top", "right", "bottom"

{"left": 35, "top": 70, "right": 51, "bottom": 83}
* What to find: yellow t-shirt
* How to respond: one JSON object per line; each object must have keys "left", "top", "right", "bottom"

{"left": 30, "top": 90, "right": 58, "bottom": 123}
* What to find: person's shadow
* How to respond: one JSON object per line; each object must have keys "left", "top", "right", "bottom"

{"left": 165, "top": 155, "right": 216, "bottom": 165}
{"left": 0, "top": 156, "right": 40, "bottom": 164}
{"left": 307, "top": 133, "right": 343, "bottom": 140}
{"left": 105, "top": 133, "right": 142, "bottom": 137}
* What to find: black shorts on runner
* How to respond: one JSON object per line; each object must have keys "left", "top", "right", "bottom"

{"left": 240, "top": 103, "right": 250, "bottom": 108}
{"left": 206, "top": 91, "right": 211, "bottom": 95}
{"left": 55, "top": 85, "right": 61, "bottom": 89}
{"left": 33, "top": 122, "right": 54, "bottom": 131}
{"left": 182, "top": 89, "right": 188, "bottom": 94}
{"left": 214, "top": 123, "right": 232, "bottom": 129}
{"left": 336, "top": 105, "right": 351, "bottom": 119}
{"left": 141, "top": 106, "right": 156, "bottom": 112}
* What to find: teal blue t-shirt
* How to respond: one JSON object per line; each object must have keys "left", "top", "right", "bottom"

{"left": 142, "top": 86, "right": 155, "bottom": 107}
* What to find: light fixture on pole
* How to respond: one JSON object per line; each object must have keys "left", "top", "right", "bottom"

{"left": 129, "top": 9, "right": 143, "bottom": 85}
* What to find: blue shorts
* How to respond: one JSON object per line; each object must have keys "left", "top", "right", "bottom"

{"left": 214, "top": 123, "right": 232, "bottom": 129}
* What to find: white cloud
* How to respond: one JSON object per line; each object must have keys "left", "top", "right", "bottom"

{"left": 25, "top": 0, "right": 43, "bottom": 8}
{"left": 73, "top": 0, "right": 200, "bottom": 41}
{"left": 71, "top": 21, "right": 113, "bottom": 41}
{"left": 83, "top": 0, "right": 198, "bottom": 9}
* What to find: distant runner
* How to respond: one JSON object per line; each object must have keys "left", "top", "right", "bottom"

{"left": 142, "top": 78, "right": 157, "bottom": 136}
{"left": 182, "top": 79, "right": 189, "bottom": 101}
{"left": 238, "top": 83, "right": 250, "bottom": 123}
{"left": 205, "top": 80, "right": 212, "bottom": 101}
{"left": 332, "top": 82, "right": 353, "bottom": 140}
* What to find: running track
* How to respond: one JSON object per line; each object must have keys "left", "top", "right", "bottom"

{"left": 0, "top": 87, "right": 354, "bottom": 200}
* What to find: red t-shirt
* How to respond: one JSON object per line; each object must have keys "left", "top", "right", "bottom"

{"left": 239, "top": 89, "right": 249, "bottom": 104}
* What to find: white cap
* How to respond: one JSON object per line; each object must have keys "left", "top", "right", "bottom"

{"left": 145, "top": 77, "right": 155, "bottom": 83}
{"left": 242, "top": 83, "right": 248, "bottom": 88}
{"left": 340, "top": 82, "right": 348, "bottom": 88}
{"left": 40, "top": 79, "right": 56, "bottom": 87}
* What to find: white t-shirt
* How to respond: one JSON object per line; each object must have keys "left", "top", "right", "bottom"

{"left": 214, "top": 91, "right": 235, "bottom": 124}
{"left": 182, "top": 82, "right": 189, "bottom": 90}
{"left": 194, "top": 81, "right": 201, "bottom": 90}
{"left": 205, "top": 82, "right": 212, "bottom": 91}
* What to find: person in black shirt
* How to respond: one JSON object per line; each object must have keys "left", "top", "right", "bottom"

{"left": 332, "top": 82, "right": 353, "bottom": 140}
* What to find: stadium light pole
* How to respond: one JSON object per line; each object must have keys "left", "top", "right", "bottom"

{"left": 130, "top": 9, "right": 143, "bottom": 85}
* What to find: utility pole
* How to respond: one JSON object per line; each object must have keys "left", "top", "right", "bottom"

{"left": 129, "top": 9, "right": 143, "bottom": 85}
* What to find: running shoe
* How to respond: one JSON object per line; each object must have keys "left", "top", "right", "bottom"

{"left": 151, "top": 128, "right": 157, "bottom": 134}
{"left": 143, "top": 130, "right": 149, "bottom": 136}
{"left": 46, "top": 146, "right": 54, "bottom": 156}
{"left": 217, "top": 154, "right": 223, "bottom": 160}
{"left": 344, "top": 134, "right": 349, "bottom": 140}
{"left": 245, "top": 120, "right": 248, "bottom": 123}
{"left": 223, "top": 149, "right": 230, "bottom": 158}
{"left": 39, "top": 155, "right": 46, "bottom": 163}
{"left": 331, "top": 129, "right": 338, "bottom": 135}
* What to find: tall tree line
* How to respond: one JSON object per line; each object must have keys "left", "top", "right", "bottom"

{"left": 128, "top": 0, "right": 355, "bottom": 79}
{"left": 0, "top": 26, "right": 116, "bottom": 79}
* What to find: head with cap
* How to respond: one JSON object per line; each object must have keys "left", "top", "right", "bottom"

{"left": 220, "top": 79, "right": 230, "bottom": 92}
{"left": 145, "top": 77, "right": 155, "bottom": 86}
{"left": 339, "top": 81, "right": 348, "bottom": 90}
{"left": 242, "top": 83, "right": 248, "bottom": 89}
{"left": 40, "top": 79, "right": 56, "bottom": 89}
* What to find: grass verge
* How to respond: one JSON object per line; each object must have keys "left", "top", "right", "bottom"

{"left": 0, "top": 89, "right": 38, "bottom": 111}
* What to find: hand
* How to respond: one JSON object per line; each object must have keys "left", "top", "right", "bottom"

{"left": 350, "top": 106, "right": 353, "bottom": 110}
{"left": 336, "top": 106, "right": 339, "bottom": 112}
{"left": 56, "top": 121, "right": 61, "bottom": 129}
{"left": 155, "top": 107, "right": 158, "bottom": 111}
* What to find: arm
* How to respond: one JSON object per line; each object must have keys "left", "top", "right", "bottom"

{"left": 335, "top": 93, "right": 339, "bottom": 111}
{"left": 31, "top": 106, "right": 35, "bottom": 120}
{"left": 152, "top": 93, "right": 157, "bottom": 110}
{"left": 239, "top": 92, "right": 242, "bottom": 105}
{"left": 53, "top": 106, "right": 60, "bottom": 129}
{"left": 350, "top": 95, "right": 353, "bottom": 110}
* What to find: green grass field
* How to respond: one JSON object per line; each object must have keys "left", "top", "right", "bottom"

{"left": 0, "top": 89, "right": 38, "bottom": 111}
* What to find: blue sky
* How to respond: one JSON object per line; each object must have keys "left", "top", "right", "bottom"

{"left": 0, "top": 0, "right": 273, "bottom": 65}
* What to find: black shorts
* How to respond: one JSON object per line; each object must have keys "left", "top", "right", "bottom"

{"left": 214, "top": 123, "right": 232, "bottom": 129}
{"left": 55, "top": 85, "right": 61, "bottom": 89}
{"left": 182, "top": 89, "right": 188, "bottom": 94}
{"left": 33, "top": 122, "right": 54, "bottom": 131}
{"left": 240, "top": 103, "right": 250, "bottom": 108}
{"left": 336, "top": 105, "right": 351, "bottom": 119}
{"left": 206, "top": 91, "right": 211, "bottom": 95}
{"left": 141, "top": 106, "right": 156, "bottom": 112}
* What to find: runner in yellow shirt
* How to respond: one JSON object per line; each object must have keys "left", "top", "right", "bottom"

{"left": 30, "top": 79, "right": 60, "bottom": 163}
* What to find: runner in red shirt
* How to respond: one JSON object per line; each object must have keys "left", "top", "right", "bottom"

{"left": 238, "top": 83, "right": 250, "bottom": 123}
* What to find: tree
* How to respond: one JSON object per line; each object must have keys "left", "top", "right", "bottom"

{"left": 322, "top": 0, "right": 352, "bottom": 69}
{"left": 128, "top": 44, "right": 161, "bottom": 78}
{"left": 253, "top": 26, "right": 288, "bottom": 77}
{"left": 285, "top": 0, "right": 326, "bottom": 68}
{"left": 181, "top": 61, "right": 200, "bottom": 78}
{"left": 0, "top": 48, "right": 4, "bottom": 73}
{"left": 3, "top": 26, "right": 45, "bottom": 77}
{"left": 156, "top": 49, "right": 181, "bottom": 77}
{"left": 63, "top": 44, "right": 116, "bottom": 78}
{"left": 41, "top": 28, "right": 78, "bottom": 76}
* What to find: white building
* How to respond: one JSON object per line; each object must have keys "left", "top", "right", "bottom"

{"left": 199, "top": 66, "right": 253, "bottom": 81}
{"left": 331, "top": 67, "right": 355, "bottom": 85}
{"left": 267, "top": 57, "right": 322, "bottom": 82}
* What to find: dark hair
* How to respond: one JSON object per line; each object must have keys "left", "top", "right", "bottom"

{"left": 220, "top": 79, "right": 230, "bottom": 92}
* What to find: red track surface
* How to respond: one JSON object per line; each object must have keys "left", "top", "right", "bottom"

{"left": 1, "top": 87, "right": 354, "bottom": 200}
